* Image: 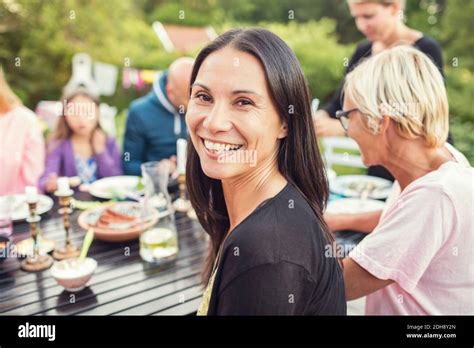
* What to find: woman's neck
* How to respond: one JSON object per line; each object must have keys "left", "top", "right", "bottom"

{"left": 221, "top": 152, "right": 287, "bottom": 233}
{"left": 380, "top": 23, "right": 421, "bottom": 49}
{"left": 381, "top": 140, "right": 452, "bottom": 191}
{"left": 71, "top": 133, "right": 91, "bottom": 143}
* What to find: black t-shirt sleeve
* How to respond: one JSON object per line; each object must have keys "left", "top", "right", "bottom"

{"left": 415, "top": 36, "right": 444, "bottom": 76}
{"left": 215, "top": 262, "right": 314, "bottom": 315}
{"left": 323, "top": 41, "right": 372, "bottom": 118}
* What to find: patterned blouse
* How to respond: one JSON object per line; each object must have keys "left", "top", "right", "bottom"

{"left": 74, "top": 155, "right": 97, "bottom": 184}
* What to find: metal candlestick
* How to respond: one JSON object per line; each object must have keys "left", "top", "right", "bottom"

{"left": 53, "top": 192, "right": 80, "bottom": 260}
{"left": 20, "top": 201, "right": 53, "bottom": 272}
{"left": 172, "top": 174, "right": 191, "bottom": 213}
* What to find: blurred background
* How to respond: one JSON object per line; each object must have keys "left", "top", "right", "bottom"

{"left": 1, "top": 0, "right": 472, "bottom": 163}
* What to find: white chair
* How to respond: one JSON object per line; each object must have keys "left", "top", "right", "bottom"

{"left": 322, "top": 136, "right": 366, "bottom": 170}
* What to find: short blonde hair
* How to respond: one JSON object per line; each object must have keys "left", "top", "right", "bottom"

{"left": 344, "top": 45, "right": 449, "bottom": 148}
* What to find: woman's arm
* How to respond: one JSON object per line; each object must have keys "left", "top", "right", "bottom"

{"left": 38, "top": 141, "right": 62, "bottom": 193}
{"left": 324, "top": 210, "right": 383, "bottom": 234}
{"left": 21, "top": 119, "right": 45, "bottom": 189}
{"left": 343, "top": 257, "right": 393, "bottom": 301}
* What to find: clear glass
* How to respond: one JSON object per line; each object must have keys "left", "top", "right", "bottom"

{"left": 139, "top": 161, "right": 179, "bottom": 264}
{"left": 139, "top": 215, "right": 179, "bottom": 264}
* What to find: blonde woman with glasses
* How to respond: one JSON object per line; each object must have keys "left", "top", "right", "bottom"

{"left": 337, "top": 45, "right": 473, "bottom": 315}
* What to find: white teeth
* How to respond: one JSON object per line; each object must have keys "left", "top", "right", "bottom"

{"left": 204, "top": 139, "right": 242, "bottom": 152}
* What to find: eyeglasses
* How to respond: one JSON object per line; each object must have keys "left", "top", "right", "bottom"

{"left": 335, "top": 108, "right": 359, "bottom": 132}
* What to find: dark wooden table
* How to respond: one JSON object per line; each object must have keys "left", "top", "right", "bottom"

{"left": 0, "top": 197, "right": 208, "bottom": 316}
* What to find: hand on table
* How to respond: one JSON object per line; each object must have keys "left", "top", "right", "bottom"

{"left": 45, "top": 173, "right": 58, "bottom": 193}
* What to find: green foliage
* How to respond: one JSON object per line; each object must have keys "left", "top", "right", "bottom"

{"left": 262, "top": 20, "right": 354, "bottom": 101}
{"left": 450, "top": 119, "right": 474, "bottom": 165}
{"left": 1, "top": 0, "right": 177, "bottom": 108}
{"left": 147, "top": 0, "right": 224, "bottom": 26}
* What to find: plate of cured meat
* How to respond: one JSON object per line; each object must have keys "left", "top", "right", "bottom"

{"left": 77, "top": 202, "right": 160, "bottom": 242}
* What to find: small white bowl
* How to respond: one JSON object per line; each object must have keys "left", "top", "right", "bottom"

{"left": 50, "top": 257, "right": 97, "bottom": 292}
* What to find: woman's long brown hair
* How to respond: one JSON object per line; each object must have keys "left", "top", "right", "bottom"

{"left": 186, "top": 28, "right": 336, "bottom": 284}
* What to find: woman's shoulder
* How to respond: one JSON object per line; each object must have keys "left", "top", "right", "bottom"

{"left": 350, "top": 41, "right": 373, "bottom": 65}
{"left": 46, "top": 138, "right": 68, "bottom": 154}
{"left": 105, "top": 135, "right": 119, "bottom": 147}
{"left": 11, "top": 105, "right": 39, "bottom": 124}
{"left": 416, "top": 34, "right": 441, "bottom": 48}
{"left": 414, "top": 34, "right": 443, "bottom": 58}
{"left": 221, "top": 183, "right": 327, "bottom": 277}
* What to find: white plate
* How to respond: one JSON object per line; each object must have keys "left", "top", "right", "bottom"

{"left": 326, "top": 198, "right": 386, "bottom": 214}
{"left": 0, "top": 195, "right": 54, "bottom": 222}
{"left": 330, "top": 175, "right": 392, "bottom": 199}
{"left": 89, "top": 176, "right": 142, "bottom": 200}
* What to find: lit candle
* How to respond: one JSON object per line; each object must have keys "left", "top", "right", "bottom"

{"left": 25, "top": 186, "right": 38, "bottom": 203}
{"left": 177, "top": 139, "right": 187, "bottom": 175}
{"left": 57, "top": 177, "right": 71, "bottom": 195}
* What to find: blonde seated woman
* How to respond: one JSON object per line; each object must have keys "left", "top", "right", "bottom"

{"left": 335, "top": 45, "right": 473, "bottom": 315}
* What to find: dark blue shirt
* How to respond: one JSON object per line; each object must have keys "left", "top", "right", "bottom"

{"left": 122, "top": 72, "right": 187, "bottom": 175}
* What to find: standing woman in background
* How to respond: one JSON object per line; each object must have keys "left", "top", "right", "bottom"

{"left": 315, "top": 0, "right": 447, "bottom": 180}
{"left": 0, "top": 66, "right": 45, "bottom": 195}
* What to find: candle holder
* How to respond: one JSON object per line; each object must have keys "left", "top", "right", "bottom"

{"left": 172, "top": 174, "right": 191, "bottom": 213}
{"left": 53, "top": 191, "right": 80, "bottom": 260}
{"left": 20, "top": 201, "right": 54, "bottom": 272}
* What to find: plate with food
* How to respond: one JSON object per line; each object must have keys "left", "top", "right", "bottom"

{"left": 329, "top": 175, "right": 393, "bottom": 200}
{"left": 326, "top": 198, "right": 386, "bottom": 215}
{"left": 77, "top": 202, "right": 160, "bottom": 242}
{"left": 88, "top": 176, "right": 144, "bottom": 200}
{"left": 0, "top": 194, "right": 54, "bottom": 222}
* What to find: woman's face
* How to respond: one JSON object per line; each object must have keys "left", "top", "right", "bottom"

{"left": 348, "top": 2, "right": 398, "bottom": 43}
{"left": 64, "top": 94, "right": 99, "bottom": 137}
{"left": 344, "top": 97, "right": 384, "bottom": 167}
{"left": 186, "top": 46, "right": 287, "bottom": 180}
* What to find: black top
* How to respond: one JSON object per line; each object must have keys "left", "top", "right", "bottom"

{"left": 207, "top": 182, "right": 347, "bottom": 315}
{"left": 322, "top": 35, "right": 448, "bottom": 181}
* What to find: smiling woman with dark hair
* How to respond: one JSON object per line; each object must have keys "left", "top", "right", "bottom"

{"left": 185, "top": 28, "right": 346, "bottom": 315}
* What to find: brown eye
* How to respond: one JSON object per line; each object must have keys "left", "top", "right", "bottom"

{"left": 195, "top": 93, "right": 212, "bottom": 103}
{"left": 235, "top": 98, "right": 253, "bottom": 107}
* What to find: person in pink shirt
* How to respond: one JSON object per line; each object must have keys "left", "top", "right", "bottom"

{"left": 0, "top": 67, "right": 45, "bottom": 195}
{"left": 334, "top": 45, "right": 473, "bottom": 315}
